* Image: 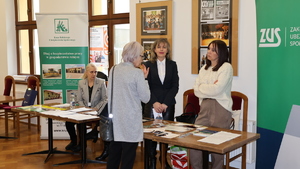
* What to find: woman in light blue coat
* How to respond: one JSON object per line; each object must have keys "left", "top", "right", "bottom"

{"left": 106, "top": 41, "right": 150, "bottom": 169}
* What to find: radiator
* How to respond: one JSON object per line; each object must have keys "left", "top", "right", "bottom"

{"left": 229, "top": 120, "right": 257, "bottom": 164}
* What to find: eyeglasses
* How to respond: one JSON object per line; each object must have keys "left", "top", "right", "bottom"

{"left": 90, "top": 71, "right": 98, "bottom": 74}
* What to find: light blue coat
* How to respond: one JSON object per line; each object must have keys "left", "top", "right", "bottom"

{"left": 108, "top": 62, "right": 150, "bottom": 142}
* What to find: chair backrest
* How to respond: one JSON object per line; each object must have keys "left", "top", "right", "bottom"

{"left": 231, "top": 91, "right": 248, "bottom": 132}
{"left": 183, "top": 89, "right": 200, "bottom": 115}
{"left": 97, "top": 71, "right": 108, "bottom": 81}
{"left": 3, "top": 75, "right": 15, "bottom": 97}
{"left": 27, "top": 76, "right": 40, "bottom": 104}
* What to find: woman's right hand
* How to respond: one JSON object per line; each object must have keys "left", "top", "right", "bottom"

{"left": 140, "top": 64, "right": 149, "bottom": 78}
{"left": 153, "top": 102, "right": 163, "bottom": 113}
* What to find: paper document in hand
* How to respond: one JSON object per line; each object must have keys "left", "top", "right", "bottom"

{"left": 197, "top": 131, "right": 241, "bottom": 144}
{"left": 153, "top": 108, "right": 163, "bottom": 120}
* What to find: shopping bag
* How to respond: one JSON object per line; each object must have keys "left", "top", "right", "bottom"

{"left": 170, "top": 146, "right": 188, "bottom": 169}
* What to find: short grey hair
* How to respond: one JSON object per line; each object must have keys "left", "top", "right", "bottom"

{"left": 122, "top": 41, "right": 144, "bottom": 63}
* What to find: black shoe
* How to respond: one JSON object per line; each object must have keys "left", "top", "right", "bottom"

{"left": 65, "top": 142, "right": 76, "bottom": 150}
{"left": 71, "top": 145, "right": 81, "bottom": 152}
{"left": 95, "top": 152, "right": 109, "bottom": 161}
{"left": 86, "top": 130, "right": 98, "bottom": 143}
{"left": 95, "top": 141, "right": 110, "bottom": 161}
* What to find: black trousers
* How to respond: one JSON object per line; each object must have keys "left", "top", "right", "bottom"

{"left": 65, "top": 122, "right": 82, "bottom": 144}
{"left": 107, "top": 141, "right": 138, "bottom": 169}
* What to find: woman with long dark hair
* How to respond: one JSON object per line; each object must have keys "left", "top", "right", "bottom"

{"left": 190, "top": 40, "right": 233, "bottom": 169}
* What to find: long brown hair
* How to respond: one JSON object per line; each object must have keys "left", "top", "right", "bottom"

{"left": 205, "top": 40, "right": 229, "bottom": 71}
{"left": 149, "top": 39, "right": 172, "bottom": 62}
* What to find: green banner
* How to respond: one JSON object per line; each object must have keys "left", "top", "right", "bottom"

{"left": 36, "top": 13, "right": 88, "bottom": 139}
{"left": 256, "top": 0, "right": 300, "bottom": 168}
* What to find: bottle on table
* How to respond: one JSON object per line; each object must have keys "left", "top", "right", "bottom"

{"left": 70, "top": 93, "right": 76, "bottom": 109}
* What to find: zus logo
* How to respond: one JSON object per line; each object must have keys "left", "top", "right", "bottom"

{"left": 259, "top": 28, "right": 281, "bottom": 47}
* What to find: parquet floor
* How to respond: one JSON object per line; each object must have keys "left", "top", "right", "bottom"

{"left": 0, "top": 118, "right": 151, "bottom": 169}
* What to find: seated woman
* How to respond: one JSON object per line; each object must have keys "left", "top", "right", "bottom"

{"left": 65, "top": 63, "right": 107, "bottom": 152}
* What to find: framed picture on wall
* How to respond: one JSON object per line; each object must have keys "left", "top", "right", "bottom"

{"left": 200, "top": 22, "right": 230, "bottom": 47}
{"left": 141, "top": 6, "right": 167, "bottom": 35}
{"left": 137, "top": 1, "right": 173, "bottom": 50}
{"left": 200, "top": 0, "right": 230, "bottom": 21}
{"left": 192, "top": 0, "right": 239, "bottom": 76}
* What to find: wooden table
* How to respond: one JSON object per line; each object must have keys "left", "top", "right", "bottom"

{"left": 0, "top": 95, "right": 24, "bottom": 139}
{"left": 143, "top": 120, "right": 260, "bottom": 169}
{"left": 11, "top": 104, "right": 105, "bottom": 168}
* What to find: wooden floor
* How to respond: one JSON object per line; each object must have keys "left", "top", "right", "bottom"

{"left": 0, "top": 118, "right": 155, "bottom": 169}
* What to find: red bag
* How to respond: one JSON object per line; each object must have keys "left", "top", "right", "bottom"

{"left": 170, "top": 146, "right": 188, "bottom": 169}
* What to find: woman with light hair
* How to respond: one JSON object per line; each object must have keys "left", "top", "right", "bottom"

{"left": 65, "top": 63, "right": 107, "bottom": 154}
{"left": 106, "top": 41, "right": 150, "bottom": 169}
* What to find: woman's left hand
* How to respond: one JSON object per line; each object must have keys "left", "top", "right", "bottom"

{"left": 161, "top": 104, "right": 168, "bottom": 113}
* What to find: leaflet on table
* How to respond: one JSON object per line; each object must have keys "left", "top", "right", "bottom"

{"left": 197, "top": 131, "right": 241, "bottom": 145}
{"left": 16, "top": 105, "right": 66, "bottom": 112}
{"left": 68, "top": 107, "right": 93, "bottom": 112}
{"left": 192, "top": 129, "right": 219, "bottom": 137}
{"left": 39, "top": 110, "right": 99, "bottom": 120}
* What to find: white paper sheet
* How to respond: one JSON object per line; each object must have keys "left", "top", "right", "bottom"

{"left": 68, "top": 107, "right": 93, "bottom": 112}
{"left": 197, "top": 131, "right": 241, "bottom": 145}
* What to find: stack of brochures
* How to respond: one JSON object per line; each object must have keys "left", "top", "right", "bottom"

{"left": 192, "top": 129, "right": 219, "bottom": 137}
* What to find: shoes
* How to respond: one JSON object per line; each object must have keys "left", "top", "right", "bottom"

{"left": 65, "top": 142, "right": 76, "bottom": 150}
{"left": 71, "top": 145, "right": 81, "bottom": 152}
{"left": 95, "top": 141, "right": 110, "bottom": 161}
{"left": 86, "top": 129, "right": 98, "bottom": 143}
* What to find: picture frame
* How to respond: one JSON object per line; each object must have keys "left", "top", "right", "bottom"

{"left": 192, "top": 0, "right": 239, "bottom": 76}
{"left": 141, "top": 6, "right": 167, "bottom": 35}
{"left": 200, "top": 22, "right": 230, "bottom": 47}
{"left": 136, "top": 1, "right": 173, "bottom": 48}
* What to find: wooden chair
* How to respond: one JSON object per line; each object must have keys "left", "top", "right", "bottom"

{"left": 0, "top": 75, "right": 16, "bottom": 135}
{"left": 183, "top": 89, "right": 200, "bottom": 115}
{"left": 225, "top": 91, "right": 248, "bottom": 169}
{"left": 9, "top": 75, "right": 40, "bottom": 136}
{"left": 183, "top": 89, "right": 248, "bottom": 169}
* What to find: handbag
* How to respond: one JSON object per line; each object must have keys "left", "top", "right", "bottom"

{"left": 99, "top": 66, "right": 115, "bottom": 142}
{"left": 175, "top": 103, "right": 198, "bottom": 124}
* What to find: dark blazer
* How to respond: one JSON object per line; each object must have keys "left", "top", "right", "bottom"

{"left": 144, "top": 59, "right": 179, "bottom": 107}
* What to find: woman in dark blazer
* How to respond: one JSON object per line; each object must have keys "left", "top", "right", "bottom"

{"left": 65, "top": 63, "right": 107, "bottom": 156}
{"left": 143, "top": 39, "right": 179, "bottom": 169}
